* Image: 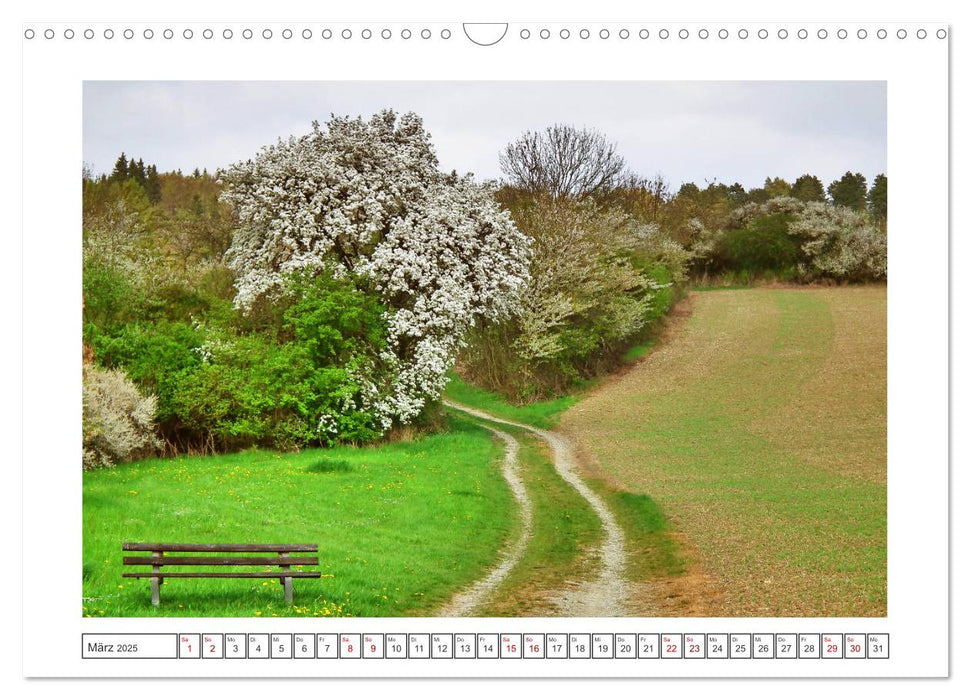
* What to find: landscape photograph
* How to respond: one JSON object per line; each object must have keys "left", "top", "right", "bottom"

{"left": 81, "top": 81, "right": 887, "bottom": 618}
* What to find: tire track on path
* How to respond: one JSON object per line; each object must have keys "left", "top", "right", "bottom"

{"left": 439, "top": 424, "right": 533, "bottom": 617}
{"left": 443, "top": 400, "right": 629, "bottom": 617}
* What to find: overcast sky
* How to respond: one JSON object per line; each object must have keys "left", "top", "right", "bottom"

{"left": 83, "top": 81, "right": 886, "bottom": 190}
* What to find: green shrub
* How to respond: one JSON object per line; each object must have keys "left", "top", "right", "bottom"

{"left": 168, "top": 334, "right": 381, "bottom": 451}
{"left": 283, "top": 271, "right": 387, "bottom": 365}
{"left": 91, "top": 321, "right": 204, "bottom": 422}
{"left": 82, "top": 258, "right": 143, "bottom": 335}
{"left": 719, "top": 213, "right": 802, "bottom": 273}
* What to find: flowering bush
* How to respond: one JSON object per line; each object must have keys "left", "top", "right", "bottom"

{"left": 699, "top": 197, "right": 888, "bottom": 282}
{"left": 462, "top": 198, "right": 676, "bottom": 399}
{"left": 632, "top": 221, "right": 693, "bottom": 284}
{"left": 789, "top": 202, "right": 887, "bottom": 281}
{"left": 220, "top": 110, "right": 531, "bottom": 430}
{"left": 82, "top": 366, "right": 162, "bottom": 469}
{"left": 725, "top": 196, "right": 807, "bottom": 231}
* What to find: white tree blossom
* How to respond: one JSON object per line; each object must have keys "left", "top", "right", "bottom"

{"left": 508, "top": 200, "right": 662, "bottom": 363}
{"left": 721, "top": 196, "right": 887, "bottom": 282}
{"left": 219, "top": 110, "right": 531, "bottom": 429}
{"left": 789, "top": 202, "right": 887, "bottom": 281}
{"left": 726, "top": 196, "right": 807, "bottom": 230}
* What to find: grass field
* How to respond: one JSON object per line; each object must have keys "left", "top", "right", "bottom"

{"left": 82, "top": 415, "right": 514, "bottom": 617}
{"left": 444, "top": 374, "right": 583, "bottom": 429}
{"left": 561, "top": 287, "right": 887, "bottom": 617}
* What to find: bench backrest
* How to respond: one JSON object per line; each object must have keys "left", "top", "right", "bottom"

{"left": 122, "top": 543, "right": 319, "bottom": 567}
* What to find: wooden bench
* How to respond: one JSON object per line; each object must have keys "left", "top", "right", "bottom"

{"left": 122, "top": 543, "right": 321, "bottom": 606}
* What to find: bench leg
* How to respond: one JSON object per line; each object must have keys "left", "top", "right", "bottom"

{"left": 151, "top": 552, "right": 163, "bottom": 607}
{"left": 283, "top": 577, "right": 293, "bottom": 605}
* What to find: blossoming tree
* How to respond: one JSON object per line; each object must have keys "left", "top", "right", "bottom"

{"left": 219, "top": 110, "right": 531, "bottom": 433}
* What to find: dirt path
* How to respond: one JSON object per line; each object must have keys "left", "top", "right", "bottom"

{"left": 443, "top": 400, "right": 629, "bottom": 617}
{"left": 438, "top": 425, "right": 533, "bottom": 617}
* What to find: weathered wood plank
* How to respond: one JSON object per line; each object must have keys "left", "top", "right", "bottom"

{"left": 123, "top": 556, "right": 319, "bottom": 567}
{"left": 122, "top": 543, "right": 318, "bottom": 553}
{"left": 122, "top": 571, "right": 321, "bottom": 579}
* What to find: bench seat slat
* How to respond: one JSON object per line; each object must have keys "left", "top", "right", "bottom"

{"left": 122, "top": 571, "right": 322, "bottom": 579}
{"left": 123, "top": 556, "right": 318, "bottom": 566}
{"left": 122, "top": 543, "right": 318, "bottom": 553}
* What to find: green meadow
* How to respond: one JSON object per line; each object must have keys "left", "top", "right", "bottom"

{"left": 82, "top": 415, "right": 513, "bottom": 617}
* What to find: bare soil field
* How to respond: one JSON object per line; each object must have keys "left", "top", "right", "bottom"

{"left": 560, "top": 287, "right": 887, "bottom": 617}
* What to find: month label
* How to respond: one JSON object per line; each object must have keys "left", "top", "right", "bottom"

{"left": 82, "top": 634, "right": 178, "bottom": 659}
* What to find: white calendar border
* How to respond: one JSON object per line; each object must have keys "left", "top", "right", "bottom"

{"left": 18, "top": 5, "right": 949, "bottom": 681}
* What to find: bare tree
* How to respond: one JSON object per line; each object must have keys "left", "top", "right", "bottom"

{"left": 499, "top": 125, "right": 631, "bottom": 199}
{"left": 645, "top": 173, "right": 671, "bottom": 222}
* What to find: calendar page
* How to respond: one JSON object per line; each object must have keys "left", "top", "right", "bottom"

{"left": 17, "top": 0, "right": 953, "bottom": 683}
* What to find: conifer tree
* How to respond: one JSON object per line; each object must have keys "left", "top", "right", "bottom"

{"left": 110, "top": 152, "right": 129, "bottom": 183}
{"left": 868, "top": 174, "right": 888, "bottom": 221}
{"left": 134, "top": 158, "right": 147, "bottom": 186}
{"left": 827, "top": 172, "right": 868, "bottom": 210}
{"left": 792, "top": 174, "right": 826, "bottom": 202}
{"left": 145, "top": 164, "right": 162, "bottom": 204}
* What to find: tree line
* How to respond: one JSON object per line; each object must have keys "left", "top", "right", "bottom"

{"left": 81, "top": 117, "right": 887, "bottom": 467}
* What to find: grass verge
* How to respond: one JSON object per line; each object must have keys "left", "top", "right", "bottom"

{"left": 471, "top": 427, "right": 601, "bottom": 616}
{"left": 443, "top": 374, "right": 582, "bottom": 429}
